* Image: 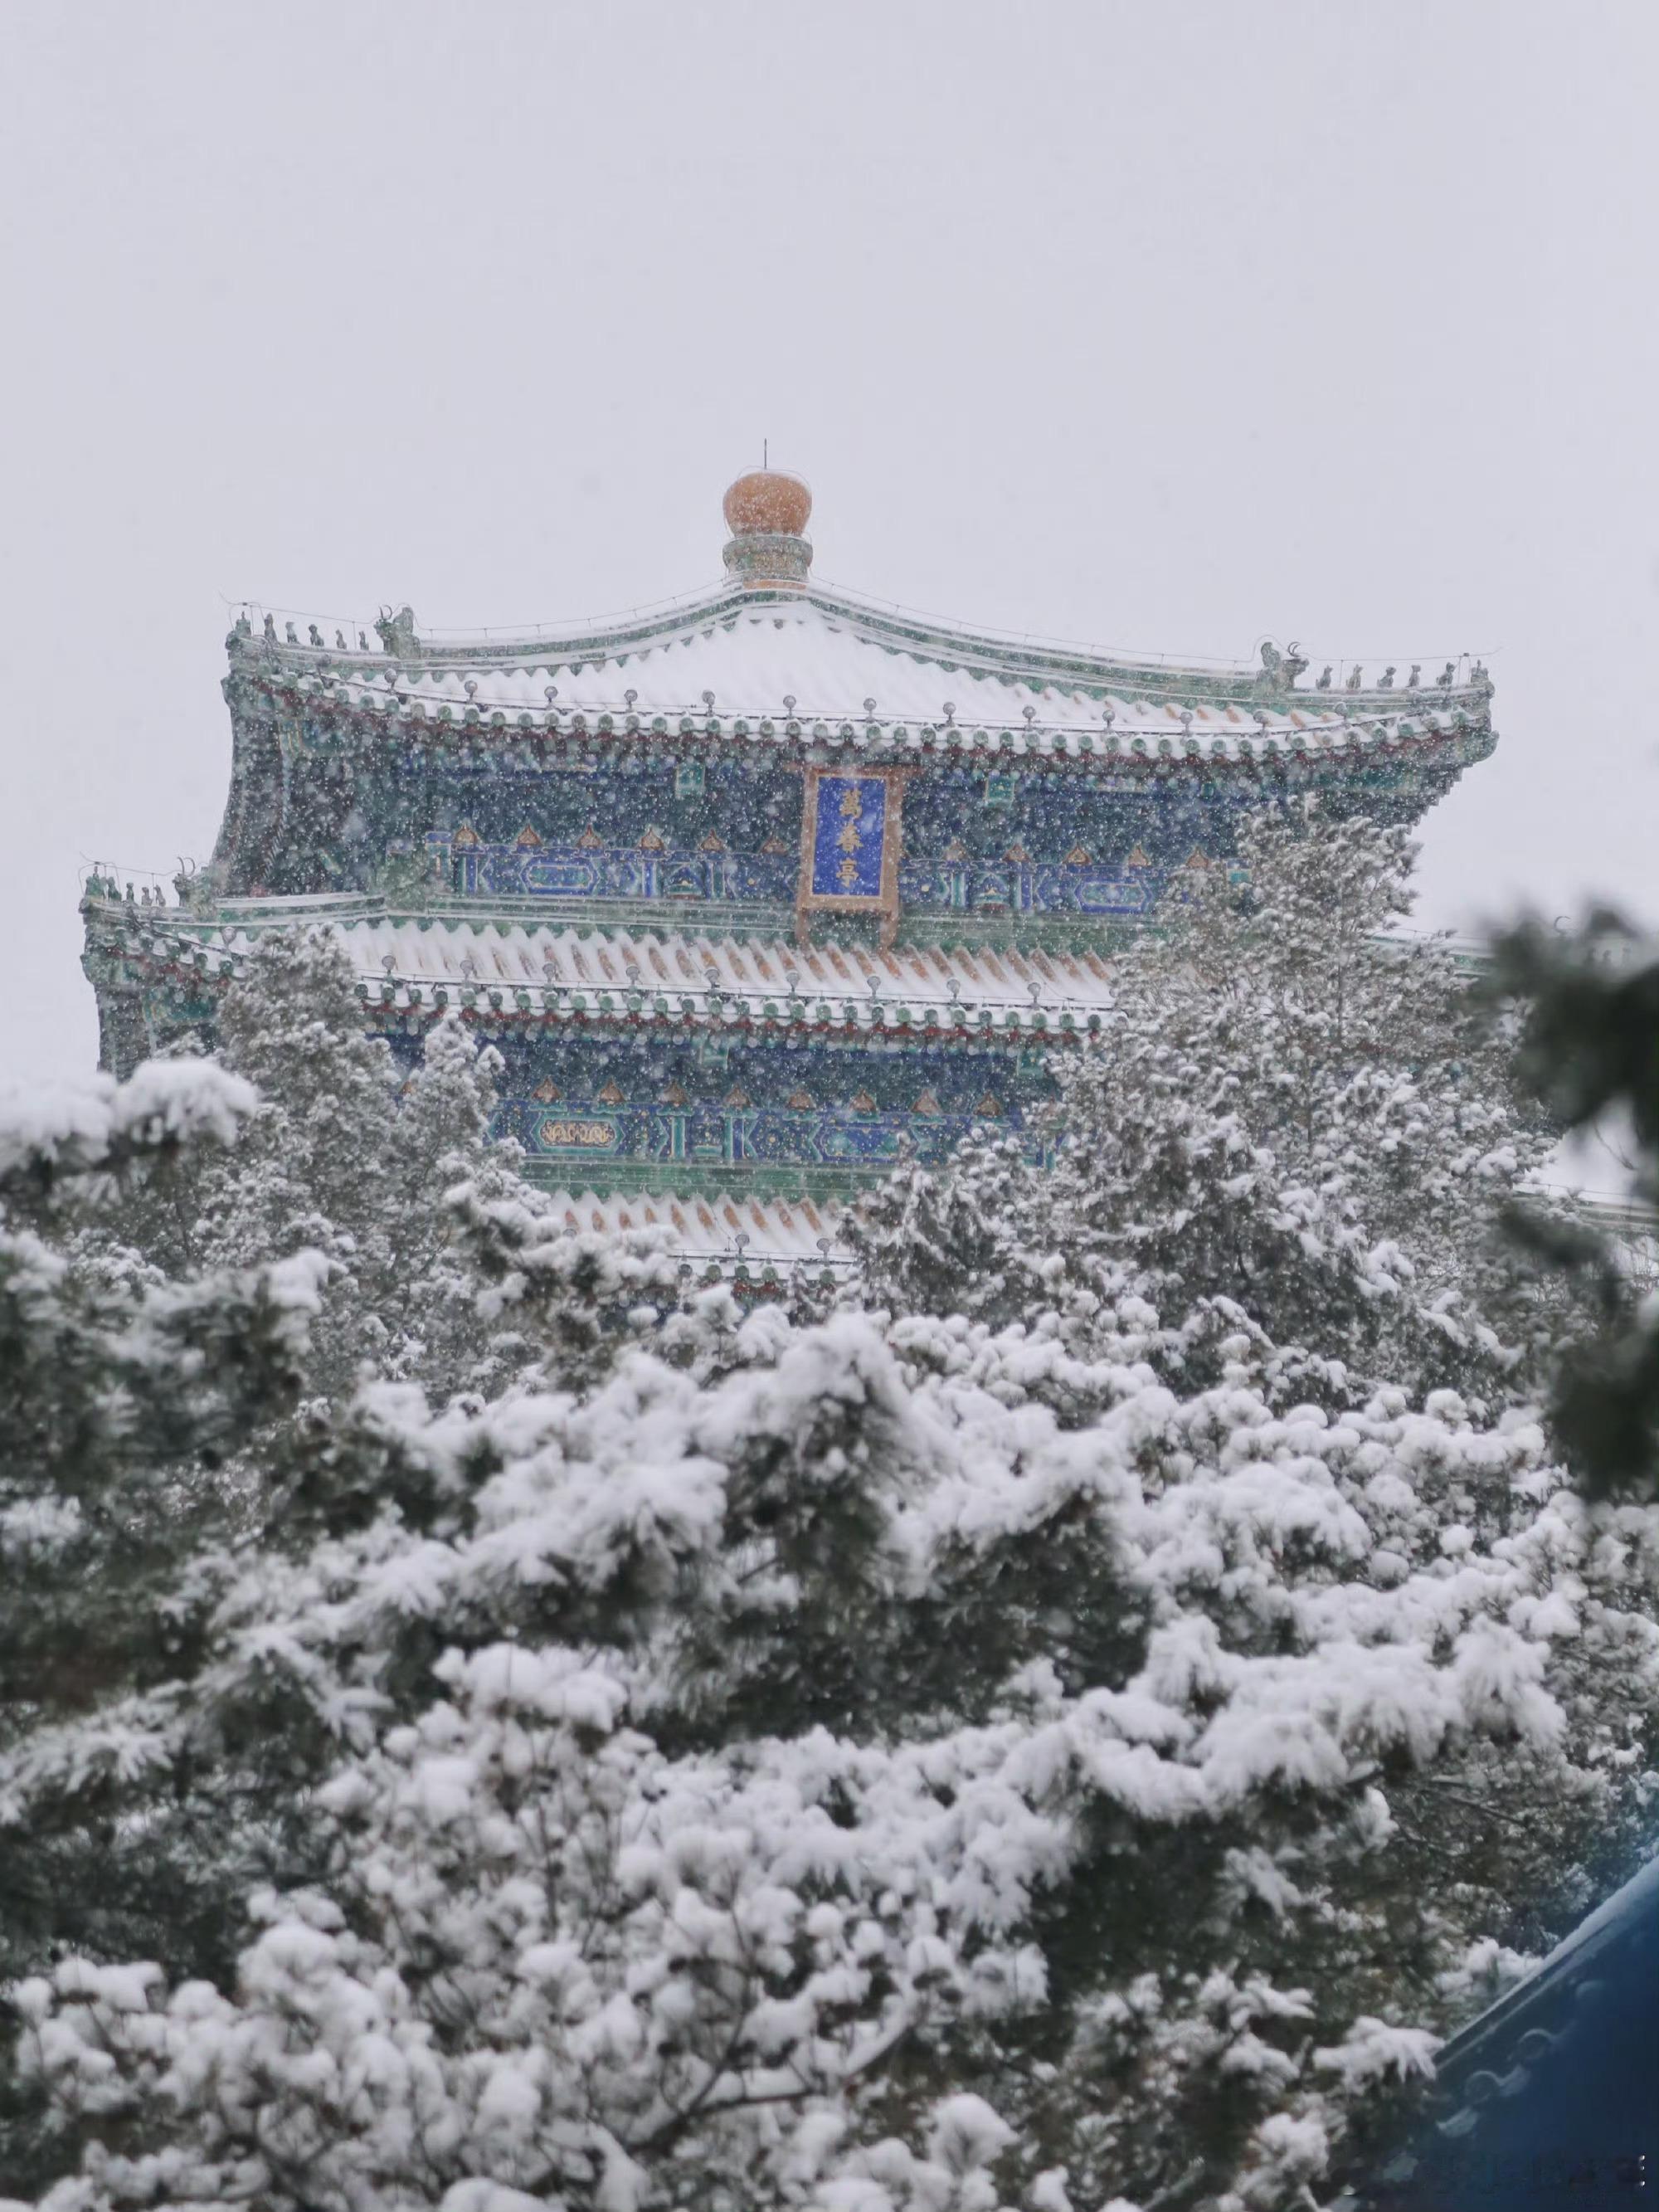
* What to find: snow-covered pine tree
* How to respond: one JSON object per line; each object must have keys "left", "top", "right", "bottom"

{"left": 196, "top": 928, "right": 440, "bottom": 1386}
{"left": 1492, "top": 911, "right": 1659, "bottom": 1498}
{"left": 851, "top": 1132, "right": 1043, "bottom": 1332}
{"left": 100, "top": 930, "right": 390, "bottom": 1284}
{"left": 0, "top": 1061, "right": 330, "bottom": 2184}
{"left": 11, "top": 1298, "right": 1659, "bottom": 2210}
{"left": 855, "top": 803, "right": 1564, "bottom": 1413}
{"left": 1160, "top": 803, "right": 1562, "bottom": 1359}
{"left": 0, "top": 938, "right": 657, "bottom": 2191}
{"left": 7, "top": 904, "right": 1657, "bottom": 2212}
{"left": 96, "top": 929, "right": 580, "bottom": 1401}
{"left": 0, "top": 1057, "right": 329, "bottom": 1752}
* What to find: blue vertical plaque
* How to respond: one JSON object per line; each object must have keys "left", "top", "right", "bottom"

{"left": 810, "top": 775, "right": 888, "bottom": 899}
{"left": 796, "top": 766, "right": 907, "bottom": 946}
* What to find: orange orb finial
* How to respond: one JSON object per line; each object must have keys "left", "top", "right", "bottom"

{"left": 722, "top": 469, "right": 812, "bottom": 540}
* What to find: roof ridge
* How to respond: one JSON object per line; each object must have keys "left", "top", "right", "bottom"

{"left": 231, "top": 586, "right": 1491, "bottom": 711}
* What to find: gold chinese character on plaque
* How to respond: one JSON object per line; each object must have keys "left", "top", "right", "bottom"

{"left": 837, "top": 858, "right": 859, "bottom": 888}
{"left": 839, "top": 789, "right": 862, "bottom": 817}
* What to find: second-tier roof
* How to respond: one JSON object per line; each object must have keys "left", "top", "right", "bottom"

{"left": 93, "top": 902, "right": 1121, "bottom": 1034}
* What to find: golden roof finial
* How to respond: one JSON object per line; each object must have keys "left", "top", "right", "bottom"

{"left": 722, "top": 465, "right": 813, "bottom": 590}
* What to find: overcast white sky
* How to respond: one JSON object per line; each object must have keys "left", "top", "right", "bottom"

{"left": 2, "top": 0, "right": 1655, "bottom": 1084}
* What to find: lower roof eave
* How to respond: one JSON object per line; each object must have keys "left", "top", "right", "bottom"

{"left": 90, "top": 907, "right": 1125, "bottom": 1036}
{"left": 533, "top": 1182, "right": 856, "bottom": 1278}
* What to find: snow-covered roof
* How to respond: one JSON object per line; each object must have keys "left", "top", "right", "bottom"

{"left": 545, "top": 1187, "right": 851, "bottom": 1279}
{"left": 1335, "top": 1848, "right": 1659, "bottom": 2208}
{"left": 231, "top": 584, "right": 1491, "bottom": 767}
{"left": 108, "top": 909, "right": 1121, "bottom": 1035}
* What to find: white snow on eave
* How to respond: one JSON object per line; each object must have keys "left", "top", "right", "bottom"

{"left": 329, "top": 918, "right": 1120, "bottom": 1018}
{"left": 542, "top": 1186, "right": 854, "bottom": 1270}
{"left": 180, "top": 916, "right": 1118, "bottom": 1024}
{"left": 260, "top": 602, "right": 1477, "bottom": 751}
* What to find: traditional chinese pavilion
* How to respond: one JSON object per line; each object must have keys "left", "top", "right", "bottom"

{"left": 81, "top": 470, "right": 1495, "bottom": 1277}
